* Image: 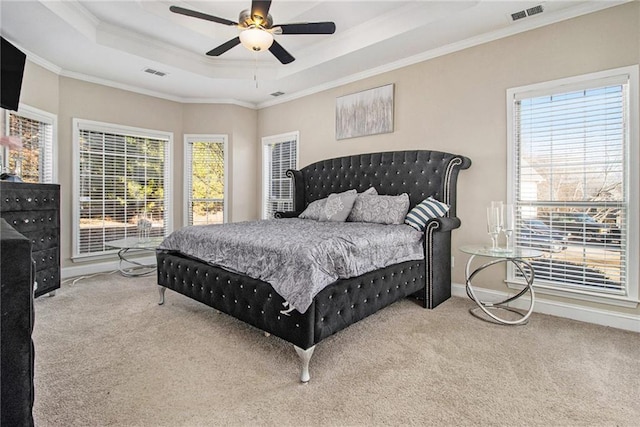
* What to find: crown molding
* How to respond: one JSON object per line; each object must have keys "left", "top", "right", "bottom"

{"left": 59, "top": 69, "right": 258, "bottom": 109}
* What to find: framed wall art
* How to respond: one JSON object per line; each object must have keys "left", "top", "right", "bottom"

{"left": 335, "top": 83, "right": 394, "bottom": 140}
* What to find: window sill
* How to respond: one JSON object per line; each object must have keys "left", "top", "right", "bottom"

{"left": 506, "top": 279, "right": 639, "bottom": 309}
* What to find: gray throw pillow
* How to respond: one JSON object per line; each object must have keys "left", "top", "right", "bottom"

{"left": 319, "top": 189, "right": 358, "bottom": 222}
{"left": 298, "top": 198, "right": 327, "bottom": 220}
{"left": 346, "top": 187, "right": 377, "bottom": 221}
{"left": 347, "top": 193, "right": 410, "bottom": 224}
{"left": 299, "top": 189, "right": 362, "bottom": 221}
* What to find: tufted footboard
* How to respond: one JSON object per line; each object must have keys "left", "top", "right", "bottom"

{"left": 157, "top": 252, "right": 425, "bottom": 350}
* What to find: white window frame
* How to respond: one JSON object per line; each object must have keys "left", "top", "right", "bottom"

{"left": 71, "top": 118, "right": 173, "bottom": 261}
{"left": 261, "top": 131, "right": 299, "bottom": 220}
{"left": 2, "top": 104, "right": 57, "bottom": 183}
{"left": 506, "top": 65, "right": 639, "bottom": 307}
{"left": 183, "top": 134, "right": 228, "bottom": 226}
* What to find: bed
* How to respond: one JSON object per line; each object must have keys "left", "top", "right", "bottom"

{"left": 156, "top": 150, "right": 471, "bottom": 382}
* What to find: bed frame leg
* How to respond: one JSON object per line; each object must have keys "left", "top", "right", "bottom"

{"left": 294, "top": 345, "right": 315, "bottom": 383}
{"left": 158, "top": 286, "right": 166, "bottom": 305}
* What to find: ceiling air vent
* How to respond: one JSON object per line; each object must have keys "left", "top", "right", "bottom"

{"left": 143, "top": 67, "right": 167, "bottom": 77}
{"left": 511, "top": 4, "right": 544, "bottom": 21}
{"left": 270, "top": 91, "right": 285, "bottom": 97}
{"left": 526, "top": 5, "right": 544, "bottom": 16}
{"left": 511, "top": 10, "right": 527, "bottom": 21}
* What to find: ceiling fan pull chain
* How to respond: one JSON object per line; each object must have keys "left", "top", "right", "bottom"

{"left": 254, "top": 56, "right": 259, "bottom": 89}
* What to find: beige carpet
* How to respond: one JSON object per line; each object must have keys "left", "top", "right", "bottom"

{"left": 33, "top": 273, "right": 639, "bottom": 426}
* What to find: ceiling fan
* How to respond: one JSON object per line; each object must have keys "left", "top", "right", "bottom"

{"left": 170, "top": 0, "right": 336, "bottom": 64}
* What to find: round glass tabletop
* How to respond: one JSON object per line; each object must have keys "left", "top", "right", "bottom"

{"left": 459, "top": 244, "right": 543, "bottom": 259}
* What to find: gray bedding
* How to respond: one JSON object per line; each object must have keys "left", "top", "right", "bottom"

{"left": 158, "top": 218, "right": 424, "bottom": 313}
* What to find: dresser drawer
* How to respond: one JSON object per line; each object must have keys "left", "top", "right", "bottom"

{"left": 34, "top": 267, "right": 60, "bottom": 297}
{"left": 1, "top": 210, "right": 58, "bottom": 234}
{"left": 0, "top": 185, "right": 59, "bottom": 212}
{"left": 22, "top": 229, "right": 59, "bottom": 252}
{"left": 32, "top": 248, "right": 59, "bottom": 272}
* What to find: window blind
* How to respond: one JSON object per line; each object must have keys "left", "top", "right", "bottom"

{"left": 75, "top": 123, "right": 170, "bottom": 257}
{"left": 513, "top": 80, "right": 628, "bottom": 294}
{"left": 263, "top": 134, "right": 298, "bottom": 219}
{"left": 7, "top": 111, "right": 54, "bottom": 183}
{"left": 185, "top": 138, "right": 225, "bottom": 226}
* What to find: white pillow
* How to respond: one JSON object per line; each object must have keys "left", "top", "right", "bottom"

{"left": 404, "top": 197, "right": 450, "bottom": 231}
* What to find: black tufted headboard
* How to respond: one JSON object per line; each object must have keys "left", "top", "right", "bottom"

{"left": 287, "top": 150, "right": 471, "bottom": 218}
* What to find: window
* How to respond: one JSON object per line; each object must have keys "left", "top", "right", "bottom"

{"left": 184, "top": 134, "right": 227, "bottom": 226}
{"left": 2, "top": 106, "right": 56, "bottom": 183}
{"left": 72, "top": 119, "right": 172, "bottom": 259}
{"left": 262, "top": 131, "right": 298, "bottom": 219}
{"left": 507, "top": 66, "right": 638, "bottom": 305}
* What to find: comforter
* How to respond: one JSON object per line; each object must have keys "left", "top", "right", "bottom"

{"left": 158, "top": 219, "right": 424, "bottom": 313}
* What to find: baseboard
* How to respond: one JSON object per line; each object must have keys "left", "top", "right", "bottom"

{"left": 451, "top": 282, "right": 640, "bottom": 333}
{"left": 62, "top": 256, "right": 156, "bottom": 279}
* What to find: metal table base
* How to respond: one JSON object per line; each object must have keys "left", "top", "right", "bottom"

{"left": 464, "top": 253, "right": 536, "bottom": 326}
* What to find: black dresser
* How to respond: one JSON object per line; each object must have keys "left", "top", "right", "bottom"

{"left": 0, "top": 182, "right": 60, "bottom": 298}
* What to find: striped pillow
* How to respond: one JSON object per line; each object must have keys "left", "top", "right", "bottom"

{"left": 404, "top": 197, "right": 450, "bottom": 231}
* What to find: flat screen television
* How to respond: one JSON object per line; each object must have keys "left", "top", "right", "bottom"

{"left": 1, "top": 37, "right": 26, "bottom": 111}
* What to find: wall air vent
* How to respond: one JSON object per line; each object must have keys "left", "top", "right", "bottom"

{"left": 511, "top": 4, "right": 544, "bottom": 21}
{"left": 270, "top": 91, "right": 285, "bottom": 97}
{"left": 143, "top": 67, "right": 167, "bottom": 77}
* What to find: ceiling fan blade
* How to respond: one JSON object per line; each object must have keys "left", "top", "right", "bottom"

{"left": 269, "top": 40, "right": 295, "bottom": 64}
{"left": 206, "top": 37, "right": 241, "bottom": 56}
{"left": 274, "top": 22, "right": 336, "bottom": 35}
{"left": 251, "top": 0, "right": 272, "bottom": 23}
{"left": 170, "top": 5, "right": 237, "bottom": 26}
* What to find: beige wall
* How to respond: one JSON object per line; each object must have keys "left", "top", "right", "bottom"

{"left": 19, "top": 61, "right": 60, "bottom": 114}
{"left": 257, "top": 3, "right": 640, "bottom": 316}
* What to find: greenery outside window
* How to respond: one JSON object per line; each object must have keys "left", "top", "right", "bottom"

{"left": 72, "top": 119, "right": 172, "bottom": 259}
{"left": 184, "top": 134, "right": 227, "bottom": 226}
{"left": 262, "top": 131, "right": 298, "bottom": 219}
{"left": 2, "top": 105, "right": 56, "bottom": 183}
{"left": 507, "top": 66, "right": 638, "bottom": 306}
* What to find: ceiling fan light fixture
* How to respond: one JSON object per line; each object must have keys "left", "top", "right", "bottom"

{"left": 239, "top": 28, "right": 273, "bottom": 52}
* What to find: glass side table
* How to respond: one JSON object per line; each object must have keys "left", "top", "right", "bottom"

{"left": 106, "top": 236, "right": 165, "bottom": 277}
{"left": 459, "top": 245, "right": 543, "bottom": 325}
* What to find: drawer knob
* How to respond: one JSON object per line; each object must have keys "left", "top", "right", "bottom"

{"left": 27, "top": 197, "right": 32, "bottom": 202}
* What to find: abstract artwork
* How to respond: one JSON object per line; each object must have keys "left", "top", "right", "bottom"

{"left": 336, "top": 84, "right": 394, "bottom": 140}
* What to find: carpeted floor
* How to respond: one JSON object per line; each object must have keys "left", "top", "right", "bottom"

{"left": 32, "top": 273, "right": 639, "bottom": 426}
